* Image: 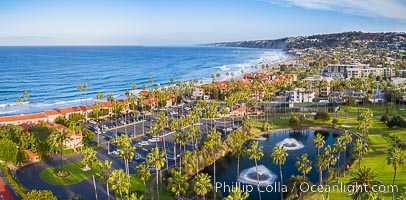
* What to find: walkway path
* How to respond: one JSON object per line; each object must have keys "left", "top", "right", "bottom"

{"left": 16, "top": 154, "right": 111, "bottom": 200}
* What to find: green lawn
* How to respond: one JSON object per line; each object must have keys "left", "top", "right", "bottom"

{"left": 338, "top": 103, "right": 406, "bottom": 116}
{"left": 39, "top": 161, "right": 99, "bottom": 185}
{"left": 308, "top": 117, "right": 406, "bottom": 199}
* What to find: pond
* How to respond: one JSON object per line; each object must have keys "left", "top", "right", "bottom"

{"left": 203, "top": 130, "right": 352, "bottom": 200}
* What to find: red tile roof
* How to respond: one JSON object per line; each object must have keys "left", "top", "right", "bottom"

{"left": 101, "top": 101, "right": 112, "bottom": 108}
{"left": 0, "top": 113, "right": 46, "bottom": 123}
{"left": 44, "top": 110, "right": 61, "bottom": 116}
{"left": 22, "top": 150, "right": 39, "bottom": 160}
{"left": 139, "top": 91, "right": 149, "bottom": 96}
{"left": 18, "top": 123, "right": 31, "bottom": 132}
{"left": 143, "top": 98, "right": 159, "bottom": 105}
{"left": 46, "top": 123, "right": 68, "bottom": 130}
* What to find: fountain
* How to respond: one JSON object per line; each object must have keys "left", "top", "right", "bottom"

{"left": 277, "top": 138, "right": 304, "bottom": 150}
{"left": 237, "top": 165, "right": 277, "bottom": 186}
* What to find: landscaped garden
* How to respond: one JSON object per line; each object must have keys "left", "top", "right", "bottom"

{"left": 39, "top": 161, "right": 99, "bottom": 185}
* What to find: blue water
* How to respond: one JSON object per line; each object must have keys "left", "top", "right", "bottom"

{"left": 0, "top": 46, "right": 287, "bottom": 115}
{"left": 207, "top": 130, "right": 351, "bottom": 200}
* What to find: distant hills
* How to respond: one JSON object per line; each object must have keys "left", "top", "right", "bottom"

{"left": 208, "top": 31, "right": 406, "bottom": 50}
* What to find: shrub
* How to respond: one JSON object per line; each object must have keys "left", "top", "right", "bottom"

{"left": 332, "top": 118, "right": 340, "bottom": 127}
{"left": 387, "top": 116, "right": 406, "bottom": 128}
{"left": 263, "top": 122, "right": 272, "bottom": 131}
{"left": 380, "top": 114, "right": 390, "bottom": 123}
{"left": 25, "top": 190, "right": 57, "bottom": 200}
{"left": 289, "top": 116, "right": 301, "bottom": 126}
{"left": 314, "top": 111, "right": 330, "bottom": 121}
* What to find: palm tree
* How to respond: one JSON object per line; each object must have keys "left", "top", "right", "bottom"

{"left": 117, "top": 135, "right": 135, "bottom": 176}
{"left": 77, "top": 83, "right": 88, "bottom": 105}
{"left": 193, "top": 173, "right": 213, "bottom": 200}
{"left": 324, "top": 145, "right": 337, "bottom": 184}
{"left": 313, "top": 133, "right": 325, "bottom": 156}
{"left": 136, "top": 163, "right": 151, "bottom": 198}
{"left": 228, "top": 131, "right": 247, "bottom": 179}
{"left": 333, "top": 137, "right": 346, "bottom": 179}
{"left": 147, "top": 147, "right": 165, "bottom": 199}
{"left": 355, "top": 138, "right": 369, "bottom": 168}
{"left": 82, "top": 147, "right": 99, "bottom": 200}
{"left": 247, "top": 141, "right": 264, "bottom": 200}
{"left": 203, "top": 128, "right": 221, "bottom": 200}
{"left": 157, "top": 112, "right": 169, "bottom": 170}
{"left": 271, "top": 144, "right": 288, "bottom": 200}
{"left": 224, "top": 187, "right": 249, "bottom": 200}
{"left": 347, "top": 167, "right": 382, "bottom": 200}
{"left": 316, "top": 154, "right": 329, "bottom": 185}
{"left": 167, "top": 170, "right": 188, "bottom": 199}
{"left": 51, "top": 128, "right": 71, "bottom": 172}
{"left": 295, "top": 154, "right": 312, "bottom": 200}
{"left": 96, "top": 160, "right": 112, "bottom": 200}
{"left": 342, "top": 130, "right": 353, "bottom": 177}
{"left": 108, "top": 169, "right": 131, "bottom": 200}
{"left": 387, "top": 146, "right": 406, "bottom": 200}
{"left": 296, "top": 154, "right": 312, "bottom": 177}
{"left": 23, "top": 90, "right": 29, "bottom": 111}
{"left": 16, "top": 97, "right": 23, "bottom": 114}
{"left": 125, "top": 193, "right": 143, "bottom": 200}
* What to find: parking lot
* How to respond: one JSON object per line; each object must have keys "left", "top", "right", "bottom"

{"left": 86, "top": 102, "right": 243, "bottom": 173}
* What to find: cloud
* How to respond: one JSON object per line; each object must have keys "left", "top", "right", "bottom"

{"left": 264, "top": 0, "right": 406, "bottom": 20}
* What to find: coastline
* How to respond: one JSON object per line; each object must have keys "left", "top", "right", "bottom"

{"left": 0, "top": 47, "right": 290, "bottom": 117}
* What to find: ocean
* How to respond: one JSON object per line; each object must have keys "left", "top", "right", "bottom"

{"left": 0, "top": 46, "right": 287, "bottom": 116}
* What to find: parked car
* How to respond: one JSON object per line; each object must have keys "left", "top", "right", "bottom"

{"left": 148, "top": 137, "right": 163, "bottom": 143}
{"left": 89, "top": 120, "right": 97, "bottom": 125}
{"left": 134, "top": 153, "right": 141, "bottom": 161}
{"left": 127, "top": 132, "right": 134, "bottom": 137}
{"left": 138, "top": 141, "right": 149, "bottom": 146}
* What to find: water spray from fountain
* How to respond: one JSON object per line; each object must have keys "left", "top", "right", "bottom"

{"left": 277, "top": 138, "right": 304, "bottom": 150}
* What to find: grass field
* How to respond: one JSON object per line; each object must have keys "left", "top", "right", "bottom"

{"left": 39, "top": 161, "right": 98, "bottom": 185}
{"left": 306, "top": 117, "right": 406, "bottom": 199}
{"left": 337, "top": 103, "right": 406, "bottom": 116}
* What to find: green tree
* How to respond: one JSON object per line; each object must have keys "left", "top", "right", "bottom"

{"left": 82, "top": 147, "right": 99, "bottom": 200}
{"left": 23, "top": 90, "right": 29, "bottom": 111}
{"left": 313, "top": 133, "right": 325, "bottom": 156}
{"left": 224, "top": 187, "right": 249, "bottom": 200}
{"left": 355, "top": 138, "right": 369, "bottom": 168}
{"left": 24, "top": 190, "right": 58, "bottom": 200}
{"left": 193, "top": 173, "right": 212, "bottom": 200}
{"left": 316, "top": 154, "right": 329, "bottom": 185}
{"left": 247, "top": 141, "right": 264, "bottom": 200}
{"left": 358, "top": 109, "right": 373, "bottom": 140}
{"left": 96, "top": 160, "right": 112, "bottom": 200}
{"left": 228, "top": 131, "right": 247, "bottom": 180}
{"left": 109, "top": 169, "right": 131, "bottom": 200}
{"left": 289, "top": 116, "right": 301, "bottom": 126}
{"left": 342, "top": 130, "right": 353, "bottom": 177}
{"left": 51, "top": 128, "right": 71, "bottom": 172}
{"left": 16, "top": 97, "right": 23, "bottom": 114}
{"left": 167, "top": 170, "right": 188, "bottom": 199}
{"left": 347, "top": 167, "right": 382, "bottom": 200}
{"left": 77, "top": 83, "right": 88, "bottom": 105}
{"left": 296, "top": 154, "right": 312, "bottom": 177}
{"left": 125, "top": 193, "right": 143, "bottom": 200}
{"left": 0, "top": 138, "right": 18, "bottom": 163}
{"left": 203, "top": 128, "right": 221, "bottom": 200}
{"left": 387, "top": 146, "right": 406, "bottom": 200}
{"left": 117, "top": 135, "right": 135, "bottom": 176}
{"left": 136, "top": 163, "right": 151, "bottom": 197}
{"left": 147, "top": 147, "right": 165, "bottom": 199}
{"left": 271, "top": 144, "right": 288, "bottom": 200}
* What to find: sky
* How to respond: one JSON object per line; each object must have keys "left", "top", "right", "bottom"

{"left": 0, "top": 0, "right": 405, "bottom": 46}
